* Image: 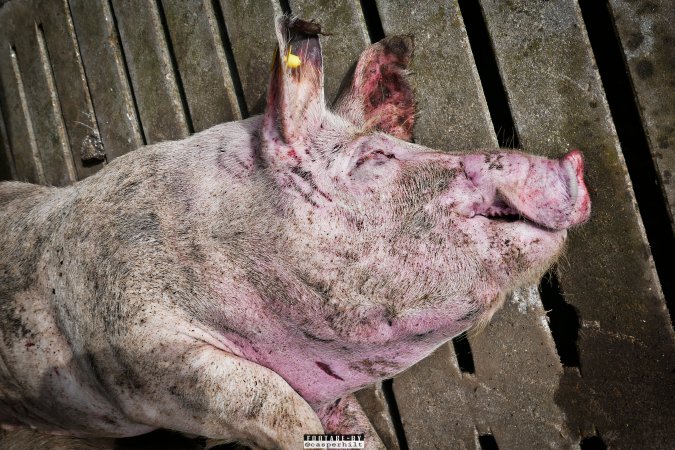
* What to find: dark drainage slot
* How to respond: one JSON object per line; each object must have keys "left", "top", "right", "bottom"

{"left": 278, "top": 0, "right": 291, "bottom": 15}
{"left": 452, "top": 333, "right": 475, "bottom": 374}
{"left": 458, "top": 0, "right": 520, "bottom": 149}
{"left": 359, "top": 0, "right": 385, "bottom": 43}
{"left": 382, "top": 378, "right": 410, "bottom": 450}
{"left": 580, "top": 435, "right": 607, "bottom": 450}
{"left": 539, "top": 270, "right": 580, "bottom": 368}
{"left": 209, "top": 444, "right": 247, "bottom": 450}
{"left": 478, "top": 433, "right": 500, "bottom": 450}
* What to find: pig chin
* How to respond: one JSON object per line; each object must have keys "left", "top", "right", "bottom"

{"left": 514, "top": 226, "right": 566, "bottom": 284}
{"left": 471, "top": 214, "right": 568, "bottom": 291}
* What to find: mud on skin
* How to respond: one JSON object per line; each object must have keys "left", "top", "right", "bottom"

{"left": 0, "top": 15, "right": 590, "bottom": 450}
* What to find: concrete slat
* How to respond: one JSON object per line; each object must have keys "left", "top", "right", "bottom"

{"left": 376, "top": 0, "right": 496, "bottom": 151}
{"left": 69, "top": 0, "right": 144, "bottom": 161}
{"left": 1, "top": 2, "right": 75, "bottom": 186}
{"left": 111, "top": 0, "right": 189, "bottom": 144}
{"left": 288, "top": 0, "right": 370, "bottom": 104}
{"left": 0, "top": 41, "right": 43, "bottom": 184}
{"left": 282, "top": 4, "right": 394, "bottom": 446}
{"left": 354, "top": 383, "right": 401, "bottom": 450}
{"left": 467, "top": 289, "right": 574, "bottom": 448}
{"left": 161, "top": 0, "right": 241, "bottom": 132}
{"left": 39, "top": 0, "right": 104, "bottom": 179}
{"left": 608, "top": 0, "right": 675, "bottom": 232}
{"left": 376, "top": 2, "right": 572, "bottom": 449}
{"left": 217, "top": 0, "right": 279, "bottom": 115}
{"left": 479, "top": 0, "right": 675, "bottom": 447}
{"left": 392, "top": 343, "right": 476, "bottom": 449}
{"left": 375, "top": 4, "right": 495, "bottom": 448}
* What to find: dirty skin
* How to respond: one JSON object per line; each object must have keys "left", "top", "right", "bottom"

{"left": 0, "top": 15, "right": 590, "bottom": 450}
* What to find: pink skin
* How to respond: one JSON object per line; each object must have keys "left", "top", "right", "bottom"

{"left": 0, "top": 19, "right": 591, "bottom": 445}
{"left": 200, "top": 27, "right": 591, "bottom": 409}
{"left": 210, "top": 130, "right": 589, "bottom": 406}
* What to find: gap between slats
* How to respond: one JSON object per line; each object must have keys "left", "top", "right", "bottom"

{"left": 0, "top": 105, "right": 17, "bottom": 180}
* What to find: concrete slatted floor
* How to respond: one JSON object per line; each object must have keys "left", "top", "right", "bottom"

{"left": 0, "top": 0, "right": 673, "bottom": 449}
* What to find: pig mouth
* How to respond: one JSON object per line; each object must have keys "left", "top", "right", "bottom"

{"left": 481, "top": 195, "right": 523, "bottom": 223}
{"left": 478, "top": 193, "right": 561, "bottom": 232}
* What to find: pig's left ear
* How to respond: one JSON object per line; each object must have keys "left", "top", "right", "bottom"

{"left": 334, "top": 35, "right": 415, "bottom": 142}
{"left": 263, "top": 16, "right": 325, "bottom": 145}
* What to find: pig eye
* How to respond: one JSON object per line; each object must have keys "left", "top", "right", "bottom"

{"left": 347, "top": 149, "right": 398, "bottom": 183}
{"left": 354, "top": 150, "right": 395, "bottom": 168}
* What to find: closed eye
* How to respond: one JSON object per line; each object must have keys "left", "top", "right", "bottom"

{"left": 354, "top": 150, "right": 396, "bottom": 169}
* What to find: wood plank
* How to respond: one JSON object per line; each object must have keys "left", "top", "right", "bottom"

{"left": 1, "top": 2, "right": 74, "bottom": 186}
{"left": 111, "top": 0, "right": 189, "bottom": 144}
{"left": 69, "top": 0, "right": 144, "bottom": 161}
{"left": 608, "top": 0, "right": 675, "bottom": 232}
{"left": 288, "top": 0, "right": 370, "bottom": 104}
{"left": 39, "top": 0, "right": 104, "bottom": 179}
{"left": 161, "top": 0, "right": 241, "bottom": 132}
{"left": 479, "top": 0, "right": 675, "bottom": 447}
{"left": 376, "top": 1, "right": 575, "bottom": 448}
{"left": 217, "top": 0, "right": 279, "bottom": 115}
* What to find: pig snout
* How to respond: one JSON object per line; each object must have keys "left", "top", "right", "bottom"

{"left": 461, "top": 150, "right": 591, "bottom": 230}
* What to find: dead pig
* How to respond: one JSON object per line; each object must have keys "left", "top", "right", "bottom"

{"left": 0, "top": 16, "right": 590, "bottom": 450}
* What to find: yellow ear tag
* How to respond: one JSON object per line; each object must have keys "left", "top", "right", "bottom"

{"left": 284, "top": 47, "right": 302, "bottom": 69}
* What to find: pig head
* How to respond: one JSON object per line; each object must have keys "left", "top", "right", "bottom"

{"left": 0, "top": 15, "right": 590, "bottom": 450}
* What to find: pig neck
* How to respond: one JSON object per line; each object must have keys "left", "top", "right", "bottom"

{"left": 161, "top": 119, "right": 461, "bottom": 405}
{"left": 191, "top": 193, "right": 448, "bottom": 406}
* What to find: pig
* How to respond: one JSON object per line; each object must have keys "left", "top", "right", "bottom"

{"left": 0, "top": 16, "right": 590, "bottom": 450}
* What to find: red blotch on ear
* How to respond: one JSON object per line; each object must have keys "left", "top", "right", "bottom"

{"left": 335, "top": 35, "right": 415, "bottom": 141}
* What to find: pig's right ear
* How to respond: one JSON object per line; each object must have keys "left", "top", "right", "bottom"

{"left": 263, "top": 16, "right": 325, "bottom": 147}
{"left": 334, "top": 35, "right": 415, "bottom": 142}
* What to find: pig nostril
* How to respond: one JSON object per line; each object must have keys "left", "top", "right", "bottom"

{"left": 562, "top": 158, "right": 579, "bottom": 201}
{"left": 561, "top": 150, "right": 591, "bottom": 226}
{"left": 563, "top": 150, "right": 585, "bottom": 181}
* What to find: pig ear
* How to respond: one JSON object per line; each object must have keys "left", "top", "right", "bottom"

{"left": 334, "top": 35, "right": 415, "bottom": 142}
{"left": 263, "top": 16, "right": 325, "bottom": 145}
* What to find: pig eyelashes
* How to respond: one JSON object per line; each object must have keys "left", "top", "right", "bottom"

{"left": 354, "top": 150, "right": 396, "bottom": 169}
{"left": 345, "top": 149, "right": 399, "bottom": 182}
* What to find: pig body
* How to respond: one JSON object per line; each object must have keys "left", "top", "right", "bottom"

{"left": 0, "top": 17, "right": 589, "bottom": 449}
